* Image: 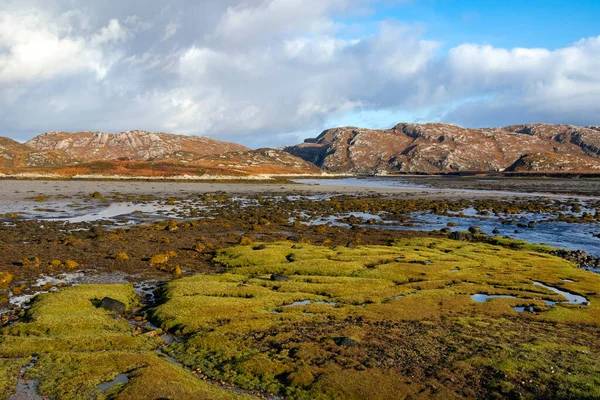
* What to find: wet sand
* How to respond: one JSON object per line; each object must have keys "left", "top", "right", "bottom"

{"left": 1, "top": 177, "right": 597, "bottom": 201}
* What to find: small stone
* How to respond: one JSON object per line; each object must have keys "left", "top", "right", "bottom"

{"left": 334, "top": 336, "right": 358, "bottom": 347}
{"left": 270, "top": 274, "right": 290, "bottom": 282}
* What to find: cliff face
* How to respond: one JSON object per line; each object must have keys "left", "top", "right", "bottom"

{"left": 25, "top": 130, "right": 249, "bottom": 161}
{"left": 284, "top": 123, "right": 600, "bottom": 174}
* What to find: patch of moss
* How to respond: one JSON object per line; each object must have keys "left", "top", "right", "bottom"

{"left": 152, "top": 239, "right": 600, "bottom": 399}
{"left": 0, "top": 285, "right": 249, "bottom": 400}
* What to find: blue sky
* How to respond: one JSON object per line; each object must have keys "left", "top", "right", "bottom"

{"left": 0, "top": 0, "right": 598, "bottom": 147}
{"left": 364, "top": 0, "right": 600, "bottom": 50}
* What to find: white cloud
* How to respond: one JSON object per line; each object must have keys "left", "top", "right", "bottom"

{"left": 0, "top": 9, "right": 128, "bottom": 84}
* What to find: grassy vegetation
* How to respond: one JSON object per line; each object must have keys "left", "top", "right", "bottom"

{"left": 0, "top": 285, "right": 249, "bottom": 400}
{"left": 151, "top": 239, "right": 600, "bottom": 399}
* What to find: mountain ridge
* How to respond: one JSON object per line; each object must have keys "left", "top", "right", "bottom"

{"left": 1, "top": 130, "right": 321, "bottom": 177}
{"left": 284, "top": 123, "right": 600, "bottom": 174}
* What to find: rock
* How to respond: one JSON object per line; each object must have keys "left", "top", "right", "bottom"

{"left": 440, "top": 227, "right": 452, "bottom": 234}
{"left": 447, "top": 222, "right": 457, "bottom": 227}
{"left": 270, "top": 274, "right": 290, "bottom": 282}
{"left": 64, "top": 260, "right": 80, "bottom": 270}
{"left": 98, "top": 297, "right": 126, "bottom": 314}
{"left": 193, "top": 243, "right": 206, "bottom": 253}
{"left": 287, "top": 235, "right": 302, "bottom": 243}
{"left": 21, "top": 256, "right": 40, "bottom": 268}
{"left": 346, "top": 241, "right": 354, "bottom": 248}
{"left": 492, "top": 228, "right": 500, "bottom": 234}
{"left": 239, "top": 236, "right": 253, "bottom": 245}
{"left": 334, "top": 336, "right": 358, "bottom": 347}
{"left": 150, "top": 254, "right": 169, "bottom": 266}
{"left": 449, "top": 232, "right": 471, "bottom": 241}
{"left": 255, "top": 244, "right": 267, "bottom": 250}
{"left": 468, "top": 226, "right": 482, "bottom": 234}
{"left": 528, "top": 221, "right": 537, "bottom": 228}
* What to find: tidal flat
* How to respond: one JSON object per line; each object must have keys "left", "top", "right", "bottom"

{"left": 0, "top": 178, "right": 599, "bottom": 399}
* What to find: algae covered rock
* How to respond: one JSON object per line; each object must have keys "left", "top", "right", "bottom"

{"left": 64, "top": 260, "right": 80, "bottom": 270}
{"left": 239, "top": 236, "right": 253, "bottom": 245}
{"left": 150, "top": 254, "right": 170, "bottom": 266}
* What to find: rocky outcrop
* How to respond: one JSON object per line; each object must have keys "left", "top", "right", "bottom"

{"left": 284, "top": 123, "right": 600, "bottom": 174}
{"left": 25, "top": 130, "right": 249, "bottom": 161}
{"left": 507, "top": 152, "right": 600, "bottom": 173}
{"left": 186, "top": 148, "right": 323, "bottom": 175}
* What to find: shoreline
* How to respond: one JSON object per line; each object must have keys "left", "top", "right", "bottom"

{"left": 1, "top": 178, "right": 598, "bottom": 202}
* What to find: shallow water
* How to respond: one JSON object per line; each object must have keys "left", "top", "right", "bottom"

{"left": 294, "top": 177, "right": 600, "bottom": 199}
{"left": 97, "top": 373, "right": 129, "bottom": 392}
{"left": 533, "top": 281, "right": 589, "bottom": 304}
{"left": 403, "top": 212, "right": 600, "bottom": 257}
{"left": 470, "top": 294, "right": 518, "bottom": 302}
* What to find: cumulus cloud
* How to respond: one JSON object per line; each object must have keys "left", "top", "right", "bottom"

{"left": 0, "top": 0, "right": 598, "bottom": 146}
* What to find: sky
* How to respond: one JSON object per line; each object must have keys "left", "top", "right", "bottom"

{"left": 0, "top": 0, "right": 599, "bottom": 148}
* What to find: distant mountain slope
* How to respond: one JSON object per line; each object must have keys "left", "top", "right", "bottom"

{"left": 0, "top": 131, "right": 323, "bottom": 177}
{"left": 284, "top": 123, "right": 600, "bottom": 174}
{"left": 25, "top": 130, "right": 249, "bottom": 161}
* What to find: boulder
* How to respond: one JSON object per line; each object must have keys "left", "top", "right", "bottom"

{"left": 98, "top": 297, "right": 126, "bottom": 314}
{"left": 468, "top": 226, "right": 482, "bottom": 234}
{"left": 449, "top": 231, "right": 471, "bottom": 241}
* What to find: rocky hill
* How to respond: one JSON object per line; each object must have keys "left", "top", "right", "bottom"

{"left": 25, "top": 130, "right": 248, "bottom": 161}
{"left": 0, "top": 131, "right": 321, "bottom": 177}
{"left": 284, "top": 123, "right": 600, "bottom": 174}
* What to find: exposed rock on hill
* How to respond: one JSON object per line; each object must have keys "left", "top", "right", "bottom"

{"left": 284, "top": 123, "right": 600, "bottom": 174}
{"left": 507, "top": 152, "right": 600, "bottom": 173}
{"left": 0, "top": 137, "right": 77, "bottom": 169}
{"left": 25, "top": 130, "right": 248, "bottom": 161}
{"left": 0, "top": 131, "right": 322, "bottom": 177}
{"left": 181, "top": 148, "right": 324, "bottom": 175}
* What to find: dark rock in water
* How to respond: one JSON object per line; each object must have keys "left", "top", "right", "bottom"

{"left": 98, "top": 297, "right": 126, "bottom": 314}
{"left": 468, "top": 226, "right": 482, "bottom": 234}
{"left": 492, "top": 228, "right": 500, "bottom": 234}
{"left": 449, "top": 232, "right": 471, "bottom": 241}
{"left": 270, "top": 274, "right": 290, "bottom": 282}
{"left": 334, "top": 336, "right": 358, "bottom": 347}
{"left": 517, "top": 222, "right": 527, "bottom": 228}
{"left": 255, "top": 244, "right": 267, "bottom": 250}
{"left": 528, "top": 221, "right": 536, "bottom": 228}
